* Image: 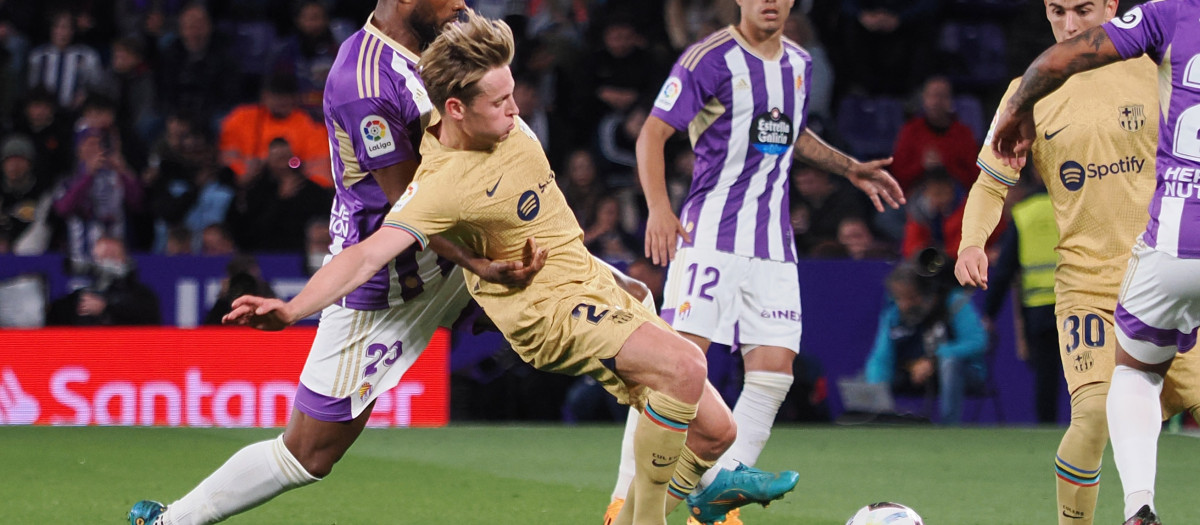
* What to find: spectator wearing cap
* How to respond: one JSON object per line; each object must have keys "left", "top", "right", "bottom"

{"left": 0, "top": 134, "right": 55, "bottom": 253}
{"left": 53, "top": 125, "right": 145, "bottom": 265}
{"left": 218, "top": 73, "right": 331, "bottom": 187}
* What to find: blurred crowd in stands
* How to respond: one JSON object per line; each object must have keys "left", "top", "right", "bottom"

{"left": 0, "top": 0, "right": 1084, "bottom": 420}
{"left": 0, "top": 0, "right": 1059, "bottom": 272}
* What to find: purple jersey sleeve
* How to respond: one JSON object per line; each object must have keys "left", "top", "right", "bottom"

{"left": 1103, "top": 1, "right": 1177, "bottom": 63}
{"left": 332, "top": 96, "right": 418, "bottom": 172}
{"left": 650, "top": 59, "right": 714, "bottom": 132}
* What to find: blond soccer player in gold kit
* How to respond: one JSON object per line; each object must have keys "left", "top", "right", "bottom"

{"left": 224, "top": 12, "right": 805, "bottom": 525}
{"left": 955, "top": 2, "right": 1200, "bottom": 524}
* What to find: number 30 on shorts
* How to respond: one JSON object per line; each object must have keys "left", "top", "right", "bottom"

{"left": 1063, "top": 313, "right": 1105, "bottom": 353}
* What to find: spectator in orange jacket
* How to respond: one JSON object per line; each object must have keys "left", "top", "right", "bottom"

{"left": 218, "top": 74, "right": 331, "bottom": 187}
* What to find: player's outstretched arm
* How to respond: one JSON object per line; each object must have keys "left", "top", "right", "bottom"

{"left": 637, "top": 115, "right": 690, "bottom": 266}
{"left": 223, "top": 227, "right": 417, "bottom": 329}
{"left": 793, "top": 129, "right": 905, "bottom": 212}
{"left": 992, "top": 25, "right": 1123, "bottom": 169}
{"left": 429, "top": 236, "right": 547, "bottom": 287}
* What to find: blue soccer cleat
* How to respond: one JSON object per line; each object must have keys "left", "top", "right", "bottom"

{"left": 127, "top": 500, "right": 166, "bottom": 525}
{"left": 686, "top": 464, "right": 800, "bottom": 525}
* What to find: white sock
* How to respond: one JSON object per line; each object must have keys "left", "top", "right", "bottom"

{"left": 700, "top": 371, "right": 793, "bottom": 488}
{"left": 611, "top": 406, "right": 639, "bottom": 501}
{"left": 162, "top": 435, "right": 319, "bottom": 525}
{"left": 1107, "top": 365, "right": 1163, "bottom": 520}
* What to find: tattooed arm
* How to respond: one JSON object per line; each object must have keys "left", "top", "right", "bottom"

{"left": 991, "top": 26, "right": 1124, "bottom": 168}
{"left": 794, "top": 128, "right": 905, "bottom": 212}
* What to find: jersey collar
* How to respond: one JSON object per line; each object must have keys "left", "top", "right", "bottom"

{"left": 365, "top": 13, "right": 421, "bottom": 64}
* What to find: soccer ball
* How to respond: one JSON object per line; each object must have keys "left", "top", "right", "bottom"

{"left": 845, "top": 502, "right": 924, "bottom": 525}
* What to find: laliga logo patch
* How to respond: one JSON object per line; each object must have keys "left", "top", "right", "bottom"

{"left": 390, "top": 183, "right": 418, "bottom": 213}
{"left": 750, "top": 107, "right": 793, "bottom": 155}
{"left": 361, "top": 115, "right": 396, "bottom": 158}
{"left": 655, "top": 77, "right": 683, "bottom": 111}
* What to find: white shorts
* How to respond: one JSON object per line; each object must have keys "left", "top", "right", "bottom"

{"left": 660, "top": 247, "right": 801, "bottom": 352}
{"left": 295, "top": 269, "right": 471, "bottom": 421}
{"left": 1115, "top": 238, "right": 1200, "bottom": 365}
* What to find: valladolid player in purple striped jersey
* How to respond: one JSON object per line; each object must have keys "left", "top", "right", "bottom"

{"left": 126, "top": 1, "right": 557, "bottom": 524}
{"left": 604, "top": 1, "right": 905, "bottom": 524}
{"left": 992, "top": 2, "right": 1200, "bottom": 523}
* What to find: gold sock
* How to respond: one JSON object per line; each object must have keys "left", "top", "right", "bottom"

{"left": 665, "top": 446, "right": 714, "bottom": 516}
{"left": 1056, "top": 382, "right": 1109, "bottom": 525}
{"left": 612, "top": 390, "right": 697, "bottom": 525}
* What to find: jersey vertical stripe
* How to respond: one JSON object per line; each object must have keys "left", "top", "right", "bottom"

{"left": 659, "top": 30, "right": 810, "bottom": 263}
{"left": 687, "top": 46, "right": 750, "bottom": 254}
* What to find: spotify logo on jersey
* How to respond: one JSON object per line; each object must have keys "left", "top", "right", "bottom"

{"left": 1060, "top": 161, "right": 1086, "bottom": 191}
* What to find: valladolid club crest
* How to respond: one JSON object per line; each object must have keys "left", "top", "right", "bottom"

{"left": 1119, "top": 104, "right": 1145, "bottom": 132}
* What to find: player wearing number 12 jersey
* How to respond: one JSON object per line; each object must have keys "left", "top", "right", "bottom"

{"left": 956, "top": 2, "right": 1200, "bottom": 525}
{"left": 991, "top": 1, "right": 1200, "bottom": 522}
{"left": 606, "top": 0, "right": 904, "bottom": 523}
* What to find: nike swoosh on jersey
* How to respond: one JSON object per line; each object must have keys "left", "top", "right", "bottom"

{"left": 1044, "top": 125, "right": 1069, "bottom": 140}
{"left": 485, "top": 176, "right": 503, "bottom": 197}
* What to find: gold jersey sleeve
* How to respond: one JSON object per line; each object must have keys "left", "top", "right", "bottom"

{"left": 383, "top": 117, "right": 614, "bottom": 350}
{"left": 975, "top": 58, "right": 1159, "bottom": 314}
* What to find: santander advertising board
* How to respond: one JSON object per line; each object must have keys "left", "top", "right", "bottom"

{"left": 0, "top": 328, "right": 449, "bottom": 427}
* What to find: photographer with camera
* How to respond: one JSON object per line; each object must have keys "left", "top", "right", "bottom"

{"left": 46, "top": 235, "right": 160, "bottom": 326}
{"left": 863, "top": 257, "right": 988, "bottom": 424}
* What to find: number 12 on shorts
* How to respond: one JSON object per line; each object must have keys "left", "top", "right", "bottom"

{"left": 685, "top": 263, "right": 720, "bottom": 301}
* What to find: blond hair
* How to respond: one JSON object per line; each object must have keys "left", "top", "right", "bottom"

{"left": 418, "top": 11, "right": 515, "bottom": 110}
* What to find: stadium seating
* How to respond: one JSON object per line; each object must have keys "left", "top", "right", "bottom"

{"left": 834, "top": 95, "right": 906, "bottom": 160}
{"left": 939, "top": 22, "right": 1008, "bottom": 90}
{"left": 954, "top": 94, "right": 986, "bottom": 145}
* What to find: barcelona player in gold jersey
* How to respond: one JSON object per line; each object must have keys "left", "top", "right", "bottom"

{"left": 955, "top": 1, "right": 1200, "bottom": 524}
{"left": 224, "top": 12, "right": 800, "bottom": 525}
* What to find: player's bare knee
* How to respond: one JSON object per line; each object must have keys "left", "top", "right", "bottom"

{"left": 667, "top": 343, "right": 707, "bottom": 384}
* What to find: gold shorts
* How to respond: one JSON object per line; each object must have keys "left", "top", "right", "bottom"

{"left": 1058, "top": 306, "right": 1200, "bottom": 418}
{"left": 505, "top": 277, "right": 670, "bottom": 407}
{"left": 1058, "top": 306, "right": 1119, "bottom": 393}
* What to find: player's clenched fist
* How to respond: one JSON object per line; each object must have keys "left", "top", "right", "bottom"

{"left": 954, "top": 246, "right": 989, "bottom": 290}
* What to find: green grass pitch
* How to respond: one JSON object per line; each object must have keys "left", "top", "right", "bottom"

{"left": 3, "top": 424, "right": 1197, "bottom": 524}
